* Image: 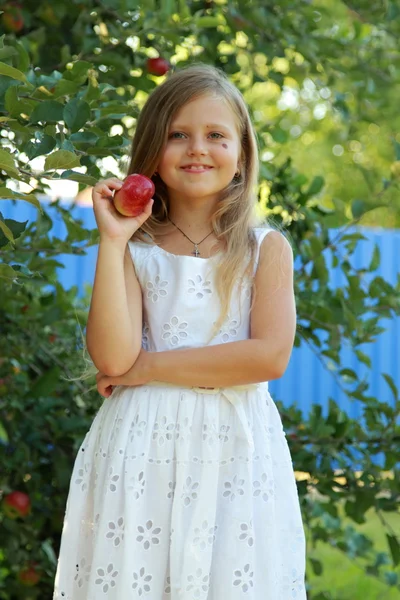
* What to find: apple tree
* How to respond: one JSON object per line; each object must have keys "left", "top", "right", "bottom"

{"left": 0, "top": 0, "right": 400, "bottom": 598}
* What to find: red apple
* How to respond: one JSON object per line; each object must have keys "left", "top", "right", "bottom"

{"left": 3, "top": 491, "right": 31, "bottom": 519}
{"left": 113, "top": 174, "right": 155, "bottom": 217}
{"left": 2, "top": 3, "right": 24, "bottom": 32}
{"left": 146, "top": 57, "right": 170, "bottom": 76}
{"left": 17, "top": 564, "right": 41, "bottom": 587}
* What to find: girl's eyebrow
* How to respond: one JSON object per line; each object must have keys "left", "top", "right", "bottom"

{"left": 169, "top": 123, "right": 232, "bottom": 131}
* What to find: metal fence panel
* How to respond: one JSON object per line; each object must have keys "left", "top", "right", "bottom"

{"left": 1, "top": 199, "right": 399, "bottom": 418}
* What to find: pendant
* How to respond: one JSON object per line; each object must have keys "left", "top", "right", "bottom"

{"left": 192, "top": 244, "right": 200, "bottom": 257}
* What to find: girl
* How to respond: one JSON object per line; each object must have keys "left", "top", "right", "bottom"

{"left": 53, "top": 63, "right": 306, "bottom": 599}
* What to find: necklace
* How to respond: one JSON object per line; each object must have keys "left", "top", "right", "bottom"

{"left": 167, "top": 216, "right": 213, "bottom": 257}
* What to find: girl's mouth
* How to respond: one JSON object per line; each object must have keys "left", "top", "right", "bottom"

{"left": 181, "top": 165, "right": 214, "bottom": 173}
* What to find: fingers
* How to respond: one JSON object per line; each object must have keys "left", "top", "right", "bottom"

{"left": 145, "top": 198, "right": 154, "bottom": 215}
{"left": 136, "top": 198, "right": 154, "bottom": 224}
{"left": 92, "top": 178, "right": 123, "bottom": 200}
{"left": 96, "top": 379, "right": 114, "bottom": 398}
{"left": 96, "top": 372, "right": 117, "bottom": 398}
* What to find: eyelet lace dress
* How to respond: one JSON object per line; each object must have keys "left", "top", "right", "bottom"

{"left": 52, "top": 227, "right": 306, "bottom": 599}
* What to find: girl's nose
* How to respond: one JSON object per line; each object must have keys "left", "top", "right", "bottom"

{"left": 187, "top": 136, "right": 207, "bottom": 155}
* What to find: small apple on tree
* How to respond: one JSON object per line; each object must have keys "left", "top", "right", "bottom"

{"left": 1, "top": 2, "right": 24, "bottom": 33}
{"left": 146, "top": 57, "right": 170, "bottom": 76}
{"left": 113, "top": 174, "right": 155, "bottom": 217}
{"left": 3, "top": 490, "right": 31, "bottom": 519}
{"left": 17, "top": 563, "right": 41, "bottom": 587}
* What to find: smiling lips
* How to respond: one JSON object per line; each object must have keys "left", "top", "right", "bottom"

{"left": 181, "top": 164, "right": 214, "bottom": 172}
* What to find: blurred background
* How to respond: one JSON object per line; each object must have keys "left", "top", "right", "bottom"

{"left": 0, "top": 1, "right": 399, "bottom": 598}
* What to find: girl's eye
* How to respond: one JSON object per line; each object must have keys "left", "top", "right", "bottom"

{"left": 209, "top": 132, "right": 223, "bottom": 139}
{"left": 169, "top": 132, "right": 185, "bottom": 139}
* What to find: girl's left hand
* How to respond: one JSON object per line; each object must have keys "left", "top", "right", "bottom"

{"left": 96, "top": 349, "right": 153, "bottom": 398}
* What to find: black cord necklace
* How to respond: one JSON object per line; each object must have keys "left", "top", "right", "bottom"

{"left": 167, "top": 216, "right": 213, "bottom": 257}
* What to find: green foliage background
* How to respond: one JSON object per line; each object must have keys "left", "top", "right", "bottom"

{"left": 0, "top": 0, "right": 399, "bottom": 598}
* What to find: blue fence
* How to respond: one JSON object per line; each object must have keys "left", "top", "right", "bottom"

{"left": 1, "top": 199, "right": 399, "bottom": 421}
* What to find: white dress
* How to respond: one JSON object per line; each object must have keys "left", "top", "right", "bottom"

{"left": 53, "top": 226, "right": 306, "bottom": 600}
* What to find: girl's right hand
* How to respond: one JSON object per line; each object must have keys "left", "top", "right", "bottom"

{"left": 92, "top": 177, "right": 154, "bottom": 243}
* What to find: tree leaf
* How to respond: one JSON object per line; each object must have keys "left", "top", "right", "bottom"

{"left": 0, "top": 47, "right": 18, "bottom": 60}
{"left": 64, "top": 98, "right": 91, "bottom": 133}
{"left": 0, "top": 148, "right": 19, "bottom": 176}
{"left": 382, "top": 373, "right": 398, "bottom": 402}
{"left": 0, "top": 61, "right": 32, "bottom": 86}
{"left": 351, "top": 199, "right": 367, "bottom": 219}
{"left": 25, "top": 134, "right": 57, "bottom": 160}
{"left": 29, "top": 366, "right": 61, "bottom": 399}
{"left": 0, "top": 420, "right": 9, "bottom": 444}
{"left": 30, "top": 100, "right": 65, "bottom": 124}
{"left": 369, "top": 244, "right": 380, "bottom": 271}
{"left": 387, "top": 534, "right": 400, "bottom": 567}
{"left": 45, "top": 150, "right": 80, "bottom": 171}
{"left": 0, "top": 263, "right": 23, "bottom": 278}
{"left": 307, "top": 175, "right": 325, "bottom": 196}
{"left": 0, "top": 214, "right": 29, "bottom": 247}
{"left": 60, "top": 170, "right": 97, "bottom": 186}
{"left": 0, "top": 188, "right": 42, "bottom": 211}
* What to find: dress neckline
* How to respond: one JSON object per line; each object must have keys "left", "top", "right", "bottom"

{"left": 154, "top": 244, "right": 221, "bottom": 260}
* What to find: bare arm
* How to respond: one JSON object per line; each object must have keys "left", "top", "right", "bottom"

{"left": 86, "top": 239, "right": 142, "bottom": 377}
{"left": 150, "top": 231, "right": 296, "bottom": 387}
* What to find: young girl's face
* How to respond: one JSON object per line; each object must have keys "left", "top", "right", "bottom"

{"left": 157, "top": 94, "right": 241, "bottom": 206}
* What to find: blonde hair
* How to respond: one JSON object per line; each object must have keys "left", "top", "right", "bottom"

{"left": 67, "top": 63, "right": 271, "bottom": 386}
{"left": 129, "top": 63, "right": 268, "bottom": 339}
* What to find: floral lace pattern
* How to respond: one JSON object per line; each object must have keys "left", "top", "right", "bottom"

{"left": 53, "top": 228, "right": 306, "bottom": 599}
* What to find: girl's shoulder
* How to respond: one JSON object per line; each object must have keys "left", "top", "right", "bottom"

{"left": 252, "top": 224, "right": 277, "bottom": 250}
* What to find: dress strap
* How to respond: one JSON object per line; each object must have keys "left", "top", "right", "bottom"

{"left": 253, "top": 227, "right": 274, "bottom": 275}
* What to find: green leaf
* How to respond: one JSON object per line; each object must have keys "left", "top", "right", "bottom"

{"left": 29, "top": 366, "right": 61, "bottom": 399}
{"left": 25, "top": 134, "right": 56, "bottom": 160}
{"left": 160, "top": 0, "right": 175, "bottom": 17}
{"left": 70, "top": 131, "right": 98, "bottom": 145}
{"left": 64, "top": 98, "right": 91, "bottom": 132}
{"left": 387, "top": 534, "right": 400, "bottom": 566}
{"left": 369, "top": 244, "right": 380, "bottom": 271}
{"left": 5, "top": 85, "right": 36, "bottom": 117}
{"left": 60, "top": 170, "right": 97, "bottom": 186}
{"left": 45, "top": 150, "right": 80, "bottom": 171}
{"left": 30, "top": 100, "right": 65, "bottom": 124}
{"left": 0, "top": 188, "right": 42, "bottom": 211}
{"left": 351, "top": 199, "right": 367, "bottom": 219}
{"left": 13, "top": 40, "right": 30, "bottom": 72}
{"left": 0, "top": 219, "right": 14, "bottom": 245}
{"left": 307, "top": 175, "right": 325, "bottom": 196}
{"left": 41, "top": 539, "right": 58, "bottom": 566}
{"left": 0, "top": 214, "right": 28, "bottom": 247}
{"left": 0, "top": 262, "right": 23, "bottom": 278}
{"left": 0, "top": 61, "right": 32, "bottom": 86}
{"left": 194, "top": 15, "right": 226, "bottom": 27}
{"left": 309, "top": 557, "right": 323, "bottom": 575}
{"left": 382, "top": 373, "right": 398, "bottom": 402}
{"left": 52, "top": 78, "right": 80, "bottom": 99}
{"left": 355, "top": 349, "right": 371, "bottom": 368}
{"left": 340, "top": 368, "right": 358, "bottom": 381}
{"left": 0, "top": 47, "right": 18, "bottom": 60}
{"left": 0, "top": 148, "right": 18, "bottom": 176}
{"left": 0, "top": 420, "right": 9, "bottom": 444}
{"left": 269, "top": 127, "right": 288, "bottom": 144}
{"left": 63, "top": 61, "right": 92, "bottom": 84}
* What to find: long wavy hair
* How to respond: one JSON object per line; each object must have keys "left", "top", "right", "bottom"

{"left": 66, "top": 63, "right": 270, "bottom": 388}
{"left": 128, "top": 63, "right": 267, "bottom": 338}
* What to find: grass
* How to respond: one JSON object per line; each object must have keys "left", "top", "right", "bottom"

{"left": 306, "top": 503, "right": 400, "bottom": 599}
